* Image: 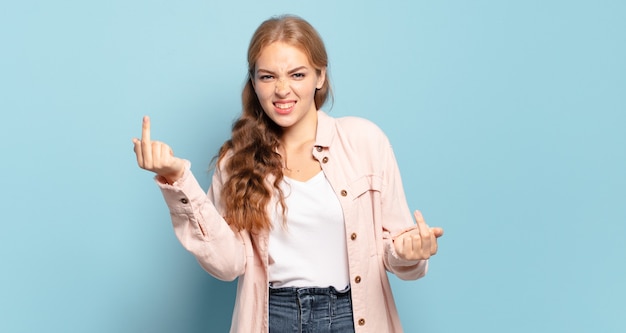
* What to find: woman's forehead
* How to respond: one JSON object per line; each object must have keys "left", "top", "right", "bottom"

{"left": 255, "top": 42, "right": 312, "bottom": 71}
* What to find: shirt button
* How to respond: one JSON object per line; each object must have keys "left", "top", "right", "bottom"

{"left": 322, "top": 156, "right": 329, "bottom": 163}
{"left": 180, "top": 198, "right": 189, "bottom": 204}
{"left": 351, "top": 233, "right": 357, "bottom": 240}
{"left": 354, "top": 276, "right": 361, "bottom": 283}
{"left": 358, "top": 318, "right": 366, "bottom": 326}
{"left": 340, "top": 190, "right": 347, "bottom": 197}
{"left": 316, "top": 146, "right": 323, "bottom": 152}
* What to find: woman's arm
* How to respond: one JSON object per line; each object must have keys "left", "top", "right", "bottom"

{"left": 157, "top": 162, "right": 246, "bottom": 281}
{"left": 377, "top": 134, "right": 443, "bottom": 280}
{"left": 133, "top": 116, "right": 246, "bottom": 281}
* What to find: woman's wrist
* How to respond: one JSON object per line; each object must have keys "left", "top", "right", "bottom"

{"left": 159, "top": 167, "right": 185, "bottom": 185}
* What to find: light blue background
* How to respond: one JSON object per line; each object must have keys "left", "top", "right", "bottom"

{"left": 1, "top": 0, "right": 624, "bottom": 332}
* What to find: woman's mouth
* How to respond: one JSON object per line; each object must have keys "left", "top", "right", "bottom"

{"left": 274, "top": 101, "right": 296, "bottom": 114}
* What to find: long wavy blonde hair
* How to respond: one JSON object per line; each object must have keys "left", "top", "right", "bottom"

{"left": 216, "top": 15, "right": 332, "bottom": 232}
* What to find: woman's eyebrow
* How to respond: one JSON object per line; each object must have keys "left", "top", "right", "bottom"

{"left": 256, "top": 66, "right": 309, "bottom": 75}
{"left": 288, "top": 66, "right": 308, "bottom": 74}
{"left": 256, "top": 68, "right": 276, "bottom": 75}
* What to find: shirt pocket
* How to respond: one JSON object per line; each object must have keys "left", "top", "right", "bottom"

{"left": 346, "top": 175, "right": 383, "bottom": 199}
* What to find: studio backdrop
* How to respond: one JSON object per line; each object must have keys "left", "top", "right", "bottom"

{"left": 1, "top": 0, "right": 625, "bottom": 332}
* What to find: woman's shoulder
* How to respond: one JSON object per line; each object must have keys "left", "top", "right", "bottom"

{"left": 210, "top": 148, "right": 233, "bottom": 180}
{"left": 335, "top": 114, "right": 378, "bottom": 128}
{"left": 333, "top": 114, "right": 389, "bottom": 144}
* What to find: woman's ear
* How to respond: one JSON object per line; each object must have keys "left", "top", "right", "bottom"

{"left": 316, "top": 67, "right": 327, "bottom": 89}
{"left": 250, "top": 73, "right": 256, "bottom": 90}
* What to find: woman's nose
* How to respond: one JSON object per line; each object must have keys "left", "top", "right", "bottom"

{"left": 275, "top": 78, "right": 290, "bottom": 95}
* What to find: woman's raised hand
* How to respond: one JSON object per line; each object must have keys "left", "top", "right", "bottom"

{"left": 393, "top": 210, "right": 444, "bottom": 261}
{"left": 132, "top": 116, "right": 185, "bottom": 184}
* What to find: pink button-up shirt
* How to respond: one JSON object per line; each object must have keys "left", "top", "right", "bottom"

{"left": 158, "top": 111, "right": 428, "bottom": 332}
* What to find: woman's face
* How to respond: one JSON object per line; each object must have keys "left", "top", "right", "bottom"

{"left": 252, "top": 42, "right": 326, "bottom": 130}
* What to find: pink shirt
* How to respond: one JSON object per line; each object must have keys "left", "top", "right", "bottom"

{"left": 158, "top": 111, "right": 428, "bottom": 332}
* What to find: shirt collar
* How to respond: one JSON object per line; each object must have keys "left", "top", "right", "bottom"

{"left": 314, "top": 110, "right": 336, "bottom": 148}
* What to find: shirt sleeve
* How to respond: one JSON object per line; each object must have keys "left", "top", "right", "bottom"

{"left": 156, "top": 159, "right": 246, "bottom": 281}
{"left": 378, "top": 137, "right": 429, "bottom": 280}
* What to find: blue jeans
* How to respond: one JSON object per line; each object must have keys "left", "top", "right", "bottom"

{"left": 269, "top": 285, "right": 355, "bottom": 333}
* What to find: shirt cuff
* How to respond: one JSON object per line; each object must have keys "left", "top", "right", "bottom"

{"left": 154, "top": 160, "right": 192, "bottom": 189}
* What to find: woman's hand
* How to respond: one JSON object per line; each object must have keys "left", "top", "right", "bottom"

{"left": 132, "top": 116, "right": 185, "bottom": 184}
{"left": 393, "top": 210, "right": 444, "bottom": 261}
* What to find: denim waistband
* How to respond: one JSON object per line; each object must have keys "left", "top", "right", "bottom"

{"left": 269, "top": 285, "right": 351, "bottom": 298}
{"left": 268, "top": 285, "right": 355, "bottom": 332}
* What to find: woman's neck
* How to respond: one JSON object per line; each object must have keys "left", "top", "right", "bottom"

{"left": 277, "top": 110, "right": 321, "bottom": 181}
{"left": 279, "top": 110, "right": 318, "bottom": 150}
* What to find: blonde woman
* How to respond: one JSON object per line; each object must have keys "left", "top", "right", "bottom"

{"left": 133, "top": 15, "right": 443, "bottom": 333}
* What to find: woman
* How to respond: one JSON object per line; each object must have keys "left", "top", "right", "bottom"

{"left": 133, "top": 15, "right": 443, "bottom": 333}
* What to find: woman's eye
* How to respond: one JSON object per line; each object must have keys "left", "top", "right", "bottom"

{"left": 292, "top": 73, "right": 305, "bottom": 79}
{"left": 259, "top": 75, "right": 274, "bottom": 81}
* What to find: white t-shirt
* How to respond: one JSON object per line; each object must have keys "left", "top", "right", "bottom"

{"left": 268, "top": 171, "right": 350, "bottom": 289}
